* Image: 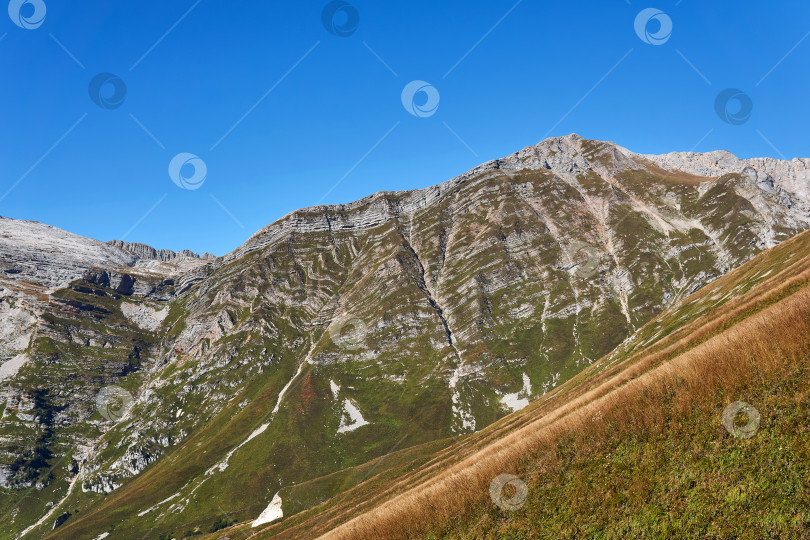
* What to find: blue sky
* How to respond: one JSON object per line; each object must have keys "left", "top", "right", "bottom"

{"left": 1, "top": 1, "right": 808, "bottom": 256}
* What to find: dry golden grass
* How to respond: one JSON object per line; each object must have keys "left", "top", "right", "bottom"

{"left": 303, "top": 246, "right": 810, "bottom": 538}
{"left": 319, "top": 289, "right": 810, "bottom": 539}
{"left": 239, "top": 232, "right": 810, "bottom": 539}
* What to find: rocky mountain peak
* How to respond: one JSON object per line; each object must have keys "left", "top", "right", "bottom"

{"left": 233, "top": 134, "right": 810, "bottom": 261}
{"left": 3, "top": 135, "right": 810, "bottom": 538}
{"left": 107, "top": 240, "right": 216, "bottom": 263}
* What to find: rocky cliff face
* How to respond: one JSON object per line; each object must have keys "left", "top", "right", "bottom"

{"left": 2, "top": 135, "right": 810, "bottom": 538}
{"left": 107, "top": 240, "right": 216, "bottom": 263}
{"left": 0, "top": 220, "right": 215, "bottom": 390}
{"left": 234, "top": 134, "right": 810, "bottom": 257}
{"left": 0, "top": 217, "right": 138, "bottom": 291}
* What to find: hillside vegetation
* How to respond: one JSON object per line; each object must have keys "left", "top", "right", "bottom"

{"left": 4, "top": 136, "right": 810, "bottom": 538}
{"left": 232, "top": 225, "right": 810, "bottom": 539}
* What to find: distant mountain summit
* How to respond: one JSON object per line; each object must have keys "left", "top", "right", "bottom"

{"left": 2, "top": 135, "right": 810, "bottom": 538}
{"left": 107, "top": 239, "right": 216, "bottom": 262}
{"left": 235, "top": 133, "right": 810, "bottom": 258}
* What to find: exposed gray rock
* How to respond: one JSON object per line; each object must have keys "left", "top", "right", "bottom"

{"left": 230, "top": 134, "right": 810, "bottom": 260}
{"left": 107, "top": 240, "right": 216, "bottom": 262}
{"left": 0, "top": 217, "right": 137, "bottom": 290}
{"left": 3, "top": 135, "right": 810, "bottom": 538}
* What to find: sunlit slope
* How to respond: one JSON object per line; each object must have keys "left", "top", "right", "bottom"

{"left": 237, "top": 226, "right": 810, "bottom": 539}
{"left": 6, "top": 135, "right": 810, "bottom": 539}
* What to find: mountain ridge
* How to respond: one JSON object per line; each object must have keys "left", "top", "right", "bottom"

{"left": 4, "top": 133, "right": 810, "bottom": 271}
{"left": 107, "top": 240, "right": 216, "bottom": 263}
{"left": 228, "top": 133, "right": 810, "bottom": 261}
{"left": 2, "top": 134, "right": 810, "bottom": 538}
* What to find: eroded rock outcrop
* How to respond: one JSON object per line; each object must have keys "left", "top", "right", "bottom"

{"left": 107, "top": 240, "right": 215, "bottom": 262}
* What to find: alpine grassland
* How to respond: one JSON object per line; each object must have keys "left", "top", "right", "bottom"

{"left": 235, "top": 227, "right": 810, "bottom": 539}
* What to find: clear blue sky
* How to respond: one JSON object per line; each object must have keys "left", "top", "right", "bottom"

{"left": 1, "top": 1, "right": 807, "bottom": 256}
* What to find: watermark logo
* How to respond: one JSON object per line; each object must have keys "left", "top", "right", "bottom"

{"left": 322, "top": 1, "right": 359, "bottom": 37}
{"left": 169, "top": 153, "right": 207, "bottom": 190}
{"left": 569, "top": 241, "right": 601, "bottom": 280}
{"left": 722, "top": 401, "right": 760, "bottom": 439}
{"left": 715, "top": 88, "right": 753, "bottom": 125}
{"left": 328, "top": 313, "right": 368, "bottom": 350}
{"left": 489, "top": 473, "right": 528, "bottom": 511}
{"left": 96, "top": 385, "right": 134, "bottom": 421}
{"left": 634, "top": 8, "right": 672, "bottom": 45}
{"left": 8, "top": 0, "right": 46, "bottom": 29}
{"left": 88, "top": 73, "right": 127, "bottom": 110}
{"left": 401, "top": 80, "right": 440, "bottom": 118}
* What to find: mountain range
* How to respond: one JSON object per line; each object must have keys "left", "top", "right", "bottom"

{"left": 1, "top": 134, "right": 809, "bottom": 538}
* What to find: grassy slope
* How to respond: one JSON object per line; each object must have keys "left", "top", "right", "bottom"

{"left": 11, "top": 160, "right": 807, "bottom": 539}
{"left": 226, "top": 227, "right": 810, "bottom": 539}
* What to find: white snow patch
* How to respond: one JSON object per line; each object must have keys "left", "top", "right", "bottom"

{"left": 329, "top": 379, "right": 340, "bottom": 399}
{"left": 245, "top": 423, "right": 269, "bottom": 443}
{"left": 500, "top": 373, "right": 532, "bottom": 412}
{"left": 337, "top": 399, "right": 369, "bottom": 433}
{"left": 93, "top": 533, "right": 110, "bottom": 540}
{"left": 252, "top": 491, "right": 283, "bottom": 527}
{"left": 137, "top": 493, "right": 180, "bottom": 517}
